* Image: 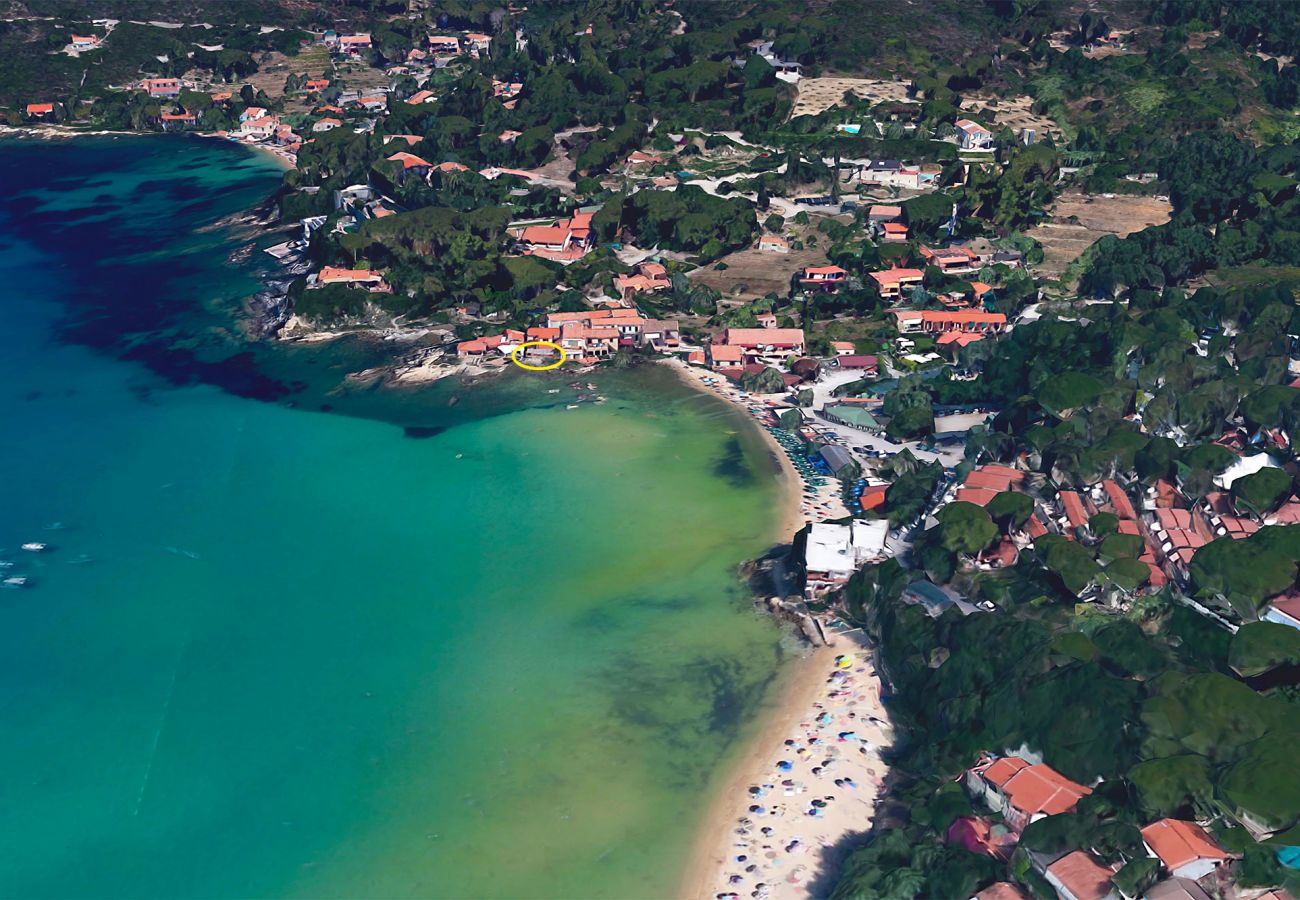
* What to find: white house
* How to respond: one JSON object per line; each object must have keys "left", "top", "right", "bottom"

{"left": 956, "top": 118, "right": 994, "bottom": 151}
{"left": 802, "top": 521, "right": 888, "bottom": 599}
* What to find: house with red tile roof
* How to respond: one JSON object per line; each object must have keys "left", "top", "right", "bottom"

{"left": 70, "top": 34, "right": 103, "bottom": 50}
{"left": 1058, "top": 490, "right": 1092, "bottom": 533}
{"left": 142, "top": 78, "right": 182, "bottom": 98}
{"left": 334, "top": 33, "right": 372, "bottom": 54}
{"left": 881, "top": 222, "right": 909, "bottom": 243}
{"left": 973, "top": 883, "right": 1029, "bottom": 900}
{"left": 891, "top": 309, "right": 1008, "bottom": 335}
{"left": 719, "top": 327, "right": 806, "bottom": 362}
{"left": 869, "top": 267, "right": 924, "bottom": 301}
{"left": 708, "top": 344, "right": 745, "bottom": 370}
{"left": 921, "top": 245, "right": 979, "bottom": 273}
{"left": 866, "top": 204, "right": 903, "bottom": 223}
{"left": 937, "top": 331, "right": 987, "bottom": 348}
{"left": 304, "top": 78, "right": 330, "bottom": 92}
{"left": 613, "top": 261, "right": 670, "bottom": 299}
{"left": 516, "top": 212, "right": 596, "bottom": 261}
{"left": 386, "top": 151, "right": 433, "bottom": 178}
{"left": 626, "top": 150, "right": 665, "bottom": 167}
{"left": 160, "top": 109, "right": 198, "bottom": 127}
{"left": 238, "top": 115, "right": 279, "bottom": 139}
{"left": 492, "top": 79, "right": 523, "bottom": 98}
{"left": 1263, "top": 590, "right": 1300, "bottom": 630}
{"left": 830, "top": 341, "right": 855, "bottom": 356}
{"left": 311, "top": 117, "right": 342, "bottom": 133}
{"left": 25, "top": 102, "right": 55, "bottom": 117}
{"left": 956, "top": 118, "right": 995, "bottom": 151}
{"left": 1042, "top": 850, "right": 1117, "bottom": 900}
{"left": 758, "top": 234, "right": 789, "bottom": 253}
{"left": 427, "top": 35, "right": 461, "bottom": 53}
{"left": 798, "top": 265, "right": 848, "bottom": 291}
{"left": 1141, "top": 819, "right": 1230, "bottom": 881}
{"left": 464, "top": 32, "right": 492, "bottom": 52}
{"left": 406, "top": 90, "right": 437, "bottom": 105}
{"left": 965, "top": 755, "right": 1092, "bottom": 833}
{"left": 1148, "top": 507, "right": 1212, "bottom": 582}
{"left": 315, "top": 266, "right": 390, "bottom": 292}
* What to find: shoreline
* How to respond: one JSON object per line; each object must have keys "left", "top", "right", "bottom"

{"left": 0, "top": 125, "right": 296, "bottom": 170}
{"left": 660, "top": 358, "right": 891, "bottom": 900}
{"left": 679, "top": 633, "right": 890, "bottom": 900}
{"left": 658, "top": 359, "right": 813, "bottom": 544}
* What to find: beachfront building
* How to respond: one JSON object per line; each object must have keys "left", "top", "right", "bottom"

{"left": 313, "top": 266, "right": 391, "bottom": 293}
{"left": 799, "top": 265, "right": 848, "bottom": 291}
{"left": 890, "top": 310, "right": 1008, "bottom": 336}
{"left": 802, "top": 521, "right": 889, "bottom": 600}
{"left": 515, "top": 212, "right": 595, "bottom": 261}
{"left": 25, "top": 102, "right": 55, "bottom": 118}
{"left": 559, "top": 323, "right": 620, "bottom": 363}
{"left": 869, "top": 268, "right": 924, "bottom": 302}
{"left": 920, "top": 245, "right": 980, "bottom": 274}
{"left": 239, "top": 116, "right": 279, "bottom": 139}
{"left": 716, "top": 327, "right": 806, "bottom": 365}
{"left": 964, "top": 755, "right": 1092, "bottom": 833}
{"left": 160, "top": 110, "right": 199, "bottom": 128}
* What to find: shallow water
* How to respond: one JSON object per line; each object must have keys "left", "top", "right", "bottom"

{"left": 0, "top": 136, "right": 792, "bottom": 898}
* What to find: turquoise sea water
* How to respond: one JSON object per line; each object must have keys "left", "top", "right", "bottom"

{"left": 0, "top": 136, "right": 793, "bottom": 898}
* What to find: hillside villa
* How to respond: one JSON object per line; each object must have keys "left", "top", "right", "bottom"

{"left": 515, "top": 212, "right": 595, "bottom": 261}
{"left": 613, "top": 261, "right": 670, "bottom": 300}
{"left": 799, "top": 265, "right": 848, "bottom": 291}
{"left": 956, "top": 118, "right": 994, "bottom": 150}
{"left": 869, "top": 268, "right": 925, "bottom": 301}
{"left": 312, "top": 266, "right": 391, "bottom": 292}
{"left": 921, "top": 245, "right": 980, "bottom": 274}
{"left": 890, "top": 309, "right": 1008, "bottom": 335}
{"left": 142, "top": 78, "right": 182, "bottom": 98}
{"left": 25, "top": 102, "right": 54, "bottom": 117}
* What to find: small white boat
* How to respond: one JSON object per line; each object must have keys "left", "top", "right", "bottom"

{"left": 547, "top": 389, "right": 560, "bottom": 394}
{"left": 2, "top": 576, "right": 29, "bottom": 587}
{"left": 566, "top": 404, "right": 579, "bottom": 410}
{"left": 20, "top": 543, "right": 47, "bottom": 552}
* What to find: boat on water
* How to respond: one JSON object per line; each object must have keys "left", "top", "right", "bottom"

{"left": 566, "top": 404, "right": 580, "bottom": 410}
{"left": 20, "top": 543, "right": 47, "bottom": 552}
{"left": 2, "top": 576, "right": 29, "bottom": 588}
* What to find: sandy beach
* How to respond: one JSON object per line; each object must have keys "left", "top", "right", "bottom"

{"left": 660, "top": 359, "right": 850, "bottom": 542}
{"left": 680, "top": 634, "right": 891, "bottom": 900}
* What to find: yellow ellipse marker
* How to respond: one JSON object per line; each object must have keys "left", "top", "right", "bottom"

{"left": 510, "top": 340, "right": 567, "bottom": 371}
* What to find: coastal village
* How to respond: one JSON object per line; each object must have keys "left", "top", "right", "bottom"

{"left": 7, "top": 2, "right": 1300, "bottom": 900}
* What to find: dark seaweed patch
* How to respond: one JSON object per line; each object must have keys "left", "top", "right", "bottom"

{"left": 713, "top": 434, "right": 756, "bottom": 487}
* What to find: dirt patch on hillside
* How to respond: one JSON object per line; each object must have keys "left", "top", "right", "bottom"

{"left": 790, "top": 77, "right": 911, "bottom": 119}
{"left": 1032, "top": 191, "right": 1171, "bottom": 280}
{"left": 961, "top": 93, "right": 1064, "bottom": 142}
{"left": 687, "top": 226, "right": 834, "bottom": 301}
{"left": 242, "top": 46, "right": 331, "bottom": 98}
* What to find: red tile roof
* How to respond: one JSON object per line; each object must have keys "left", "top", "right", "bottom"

{"left": 1046, "top": 851, "right": 1115, "bottom": 900}
{"left": 1103, "top": 480, "right": 1137, "bottom": 520}
{"left": 1001, "top": 763, "right": 1091, "bottom": 817}
{"left": 723, "top": 328, "right": 805, "bottom": 348}
{"left": 1141, "top": 819, "right": 1228, "bottom": 872}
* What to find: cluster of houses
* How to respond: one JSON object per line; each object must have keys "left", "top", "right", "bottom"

{"left": 455, "top": 303, "right": 682, "bottom": 366}
{"left": 961, "top": 753, "right": 1245, "bottom": 900}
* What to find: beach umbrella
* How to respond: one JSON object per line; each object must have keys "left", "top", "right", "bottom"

{"left": 776, "top": 760, "right": 793, "bottom": 771}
